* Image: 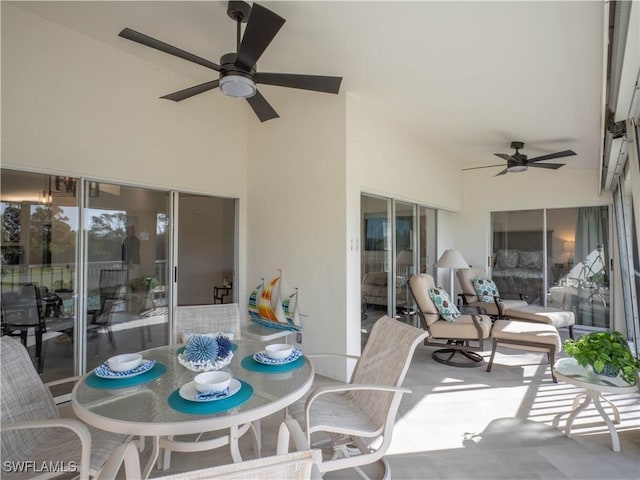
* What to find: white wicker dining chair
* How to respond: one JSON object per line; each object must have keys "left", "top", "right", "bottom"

{"left": 154, "top": 449, "right": 321, "bottom": 480}
{"left": 159, "top": 303, "right": 257, "bottom": 471}
{"left": 277, "top": 315, "right": 428, "bottom": 479}
{"left": 173, "top": 303, "right": 242, "bottom": 343}
{"left": 0, "top": 336, "right": 140, "bottom": 480}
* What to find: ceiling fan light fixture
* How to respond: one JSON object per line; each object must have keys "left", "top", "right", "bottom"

{"left": 507, "top": 165, "right": 528, "bottom": 173}
{"left": 219, "top": 74, "right": 256, "bottom": 98}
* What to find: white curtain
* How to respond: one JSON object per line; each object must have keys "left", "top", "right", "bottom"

{"left": 574, "top": 206, "right": 609, "bottom": 281}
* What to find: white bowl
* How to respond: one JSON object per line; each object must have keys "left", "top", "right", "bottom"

{"left": 265, "top": 344, "right": 294, "bottom": 360}
{"left": 107, "top": 353, "right": 143, "bottom": 372}
{"left": 194, "top": 371, "right": 232, "bottom": 393}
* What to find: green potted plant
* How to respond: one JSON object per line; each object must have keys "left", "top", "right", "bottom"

{"left": 563, "top": 330, "right": 640, "bottom": 385}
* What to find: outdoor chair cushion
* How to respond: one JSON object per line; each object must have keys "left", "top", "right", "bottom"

{"left": 472, "top": 277, "right": 500, "bottom": 303}
{"left": 428, "top": 288, "right": 461, "bottom": 322}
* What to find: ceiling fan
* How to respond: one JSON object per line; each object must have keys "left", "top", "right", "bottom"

{"left": 119, "top": 1, "right": 342, "bottom": 122}
{"left": 462, "top": 141, "right": 577, "bottom": 176}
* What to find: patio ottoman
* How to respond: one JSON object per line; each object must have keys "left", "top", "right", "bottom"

{"left": 504, "top": 304, "right": 575, "bottom": 339}
{"left": 487, "top": 320, "right": 561, "bottom": 382}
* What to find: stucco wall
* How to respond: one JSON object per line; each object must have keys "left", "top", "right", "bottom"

{"left": 246, "top": 86, "right": 347, "bottom": 378}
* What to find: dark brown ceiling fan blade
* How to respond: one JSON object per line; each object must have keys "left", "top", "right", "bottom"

{"left": 160, "top": 80, "right": 220, "bottom": 102}
{"left": 527, "top": 150, "right": 577, "bottom": 162}
{"left": 119, "top": 28, "right": 221, "bottom": 71}
{"left": 246, "top": 90, "right": 279, "bottom": 122}
{"left": 494, "top": 153, "right": 514, "bottom": 162}
{"left": 494, "top": 168, "right": 509, "bottom": 176}
{"left": 235, "top": 3, "right": 285, "bottom": 71}
{"left": 528, "top": 162, "right": 565, "bottom": 169}
{"left": 462, "top": 164, "right": 506, "bottom": 171}
{"left": 256, "top": 72, "right": 342, "bottom": 94}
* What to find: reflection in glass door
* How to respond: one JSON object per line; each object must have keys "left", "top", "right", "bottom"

{"left": 1, "top": 170, "right": 79, "bottom": 384}
{"left": 492, "top": 207, "right": 610, "bottom": 329}
{"left": 176, "top": 194, "right": 236, "bottom": 307}
{"left": 361, "top": 195, "right": 391, "bottom": 342}
{"left": 491, "top": 210, "right": 545, "bottom": 304}
{"left": 547, "top": 207, "right": 610, "bottom": 328}
{"left": 85, "top": 182, "right": 169, "bottom": 371}
{"left": 418, "top": 206, "right": 437, "bottom": 278}
{"left": 395, "top": 201, "right": 415, "bottom": 323}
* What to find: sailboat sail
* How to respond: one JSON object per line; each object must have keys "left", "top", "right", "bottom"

{"left": 282, "top": 289, "right": 301, "bottom": 329}
{"left": 248, "top": 280, "right": 263, "bottom": 322}
{"left": 250, "top": 271, "right": 301, "bottom": 332}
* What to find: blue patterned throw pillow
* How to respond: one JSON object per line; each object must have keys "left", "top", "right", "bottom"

{"left": 472, "top": 277, "right": 499, "bottom": 302}
{"left": 428, "top": 288, "right": 461, "bottom": 322}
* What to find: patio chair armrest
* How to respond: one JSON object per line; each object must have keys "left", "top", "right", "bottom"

{"left": 3, "top": 418, "right": 92, "bottom": 478}
{"left": 491, "top": 295, "right": 506, "bottom": 318}
{"left": 457, "top": 293, "right": 474, "bottom": 305}
{"left": 468, "top": 313, "right": 490, "bottom": 342}
{"left": 305, "top": 353, "right": 361, "bottom": 361}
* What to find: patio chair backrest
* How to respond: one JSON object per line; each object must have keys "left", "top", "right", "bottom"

{"left": 457, "top": 268, "right": 483, "bottom": 303}
{"left": 408, "top": 274, "right": 442, "bottom": 328}
{"left": 350, "top": 315, "right": 428, "bottom": 430}
{"left": 1, "top": 336, "right": 59, "bottom": 459}
{"left": 174, "top": 303, "right": 242, "bottom": 343}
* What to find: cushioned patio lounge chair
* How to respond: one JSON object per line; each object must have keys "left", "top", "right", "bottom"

{"left": 409, "top": 273, "right": 493, "bottom": 367}
{"left": 457, "top": 268, "right": 528, "bottom": 318}
{"left": 457, "top": 268, "right": 575, "bottom": 338}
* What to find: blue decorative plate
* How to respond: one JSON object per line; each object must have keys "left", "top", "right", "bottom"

{"left": 253, "top": 347, "right": 303, "bottom": 365}
{"left": 95, "top": 359, "right": 155, "bottom": 379}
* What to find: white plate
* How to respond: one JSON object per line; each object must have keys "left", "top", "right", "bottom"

{"left": 179, "top": 378, "right": 241, "bottom": 402}
{"left": 253, "top": 348, "right": 303, "bottom": 365}
{"left": 95, "top": 359, "right": 155, "bottom": 379}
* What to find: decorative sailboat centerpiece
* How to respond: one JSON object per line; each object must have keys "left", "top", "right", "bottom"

{"left": 249, "top": 270, "right": 301, "bottom": 332}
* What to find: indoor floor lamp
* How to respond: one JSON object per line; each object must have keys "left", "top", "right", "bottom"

{"left": 435, "top": 250, "right": 469, "bottom": 297}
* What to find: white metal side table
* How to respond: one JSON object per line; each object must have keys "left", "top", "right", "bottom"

{"left": 553, "top": 357, "right": 638, "bottom": 452}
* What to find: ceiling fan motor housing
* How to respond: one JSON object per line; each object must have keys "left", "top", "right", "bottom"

{"left": 220, "top": 53, "right": 256, "bottom": 80}
{"left": 227, "top": 1, "right": 251, "bottom": 23}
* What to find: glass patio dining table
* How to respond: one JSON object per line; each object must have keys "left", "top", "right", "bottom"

{"left": 72, "top": 340, "right": 313, "bottom": 479}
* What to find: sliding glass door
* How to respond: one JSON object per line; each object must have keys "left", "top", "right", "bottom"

{"left": 84, "top": 182, "right": 170, "bottom": 371}
{"left": 361, "top": 195, "right": 391, "bottom": 332}
{"left": 361, "top": 194, "right": 437, "bottom": 340}
{"left": 176, "top": 194, "right": 236, "bottom": 306}
{"left": 491, "top": 206, "right": 610, "bottom": 329}
{"left": 1, "top": 170, "right": 79, "bottom": 382}
{"left": 394, "top": 201, "right": 415, "bottom": 322}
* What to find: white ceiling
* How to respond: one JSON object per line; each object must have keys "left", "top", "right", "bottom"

{"left": 13, "top": 1, "right": 606, "bottom": 172}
